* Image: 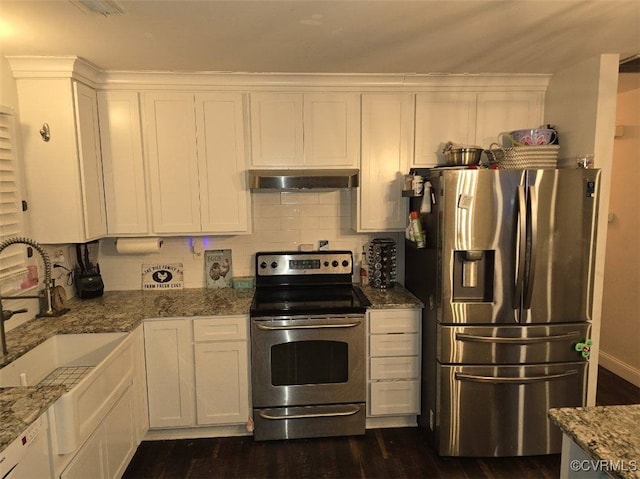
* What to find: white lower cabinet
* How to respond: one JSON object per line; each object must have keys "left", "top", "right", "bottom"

{"left": 144, "top": 319, "right": 195, "bottom": 428}
{"left": 61, "top": 384, "right": 136, "bottom": 479}
{"left": 193, "top": 316, "right": 250, "bottom": 426}
{"left": 367, "top": 309, "right": 421, "bottom": 417}
{"left": 144, "top": 316, "right": 250, "bottom": 431}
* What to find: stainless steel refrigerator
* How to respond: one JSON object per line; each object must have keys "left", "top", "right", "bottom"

{"left": 405, "top": 168, "right": 600, "bottom": 457}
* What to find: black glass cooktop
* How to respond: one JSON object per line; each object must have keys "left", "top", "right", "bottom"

{"left": 250, "top": 284, "right": 369, "bottom": 317}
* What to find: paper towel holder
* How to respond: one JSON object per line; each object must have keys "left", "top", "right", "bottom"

{"left": 115, "top": 237, "right": 164, "bottom": 254}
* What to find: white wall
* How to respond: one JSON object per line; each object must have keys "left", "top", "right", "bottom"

{"left": 97, "top": 189, "right": 402, "bottom": 290}
{"left": 544, "top": 54, "right": 620, "bottom": 405}
{"left": 599, "top": 74, "right": 640, "bottom": 386}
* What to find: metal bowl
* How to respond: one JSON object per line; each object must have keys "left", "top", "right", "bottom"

{"left": 443, "top": 145, "right": 484, "bottom": 166}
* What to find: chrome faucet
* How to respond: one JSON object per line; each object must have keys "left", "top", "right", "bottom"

{"left": 0, "top": 237, "right": 65, "bottom": 355}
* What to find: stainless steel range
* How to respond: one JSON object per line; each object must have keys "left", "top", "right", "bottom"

{"left": 250, "top": 251, "right": 370, "bottom": 441}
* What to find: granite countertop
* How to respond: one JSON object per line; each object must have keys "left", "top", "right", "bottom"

{"left": 359, "top": 284, "right": 423, "bottom": 309}
{"left": 1, "top": 288, "right": 255, "bottom": 368}
{"left": 0, "top": 386, "right": 66, "bottom": 454}
{"left": 549, "top": 405, "right": 640, "bottom": 479}
{"left": 0, "top": 284, "right": 420, "bottom": 453}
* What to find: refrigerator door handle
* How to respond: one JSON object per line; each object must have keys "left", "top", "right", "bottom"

{"left": 523, "top": 185, "right": 538, "bottom": 309}
{"left": 455, "top": 370, "right": 578, "bottom": 384}
{"left": 455, "top": 331, "right": 580, "bottom": 344}
{"left": 513, "top": 185, "right": 527, "bottom": 314}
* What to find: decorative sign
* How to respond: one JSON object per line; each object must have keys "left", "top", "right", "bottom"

{"left": 142, "top": 263, "right": 184, "bottom": 290}
{"left": 205, "top": 249, "right": 233, "bottom": 289}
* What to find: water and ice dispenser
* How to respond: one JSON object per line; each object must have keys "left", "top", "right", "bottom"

{"left": 452, "top": 250, "right": 494, "bottom": 302}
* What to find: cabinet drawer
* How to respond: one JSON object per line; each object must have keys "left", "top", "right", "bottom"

{"left": 369, "top": 309, "right": 420, "bottom": 334}
{"left": 370, "top": 356, "right": 419, "bottom": 380}
{"left": 369, "top": 380, "right": 420, "bottom": 416}
{"left": 193, "top": 316, "right": 247, "bottom": 342}
{"left": 370, "top": 334, "right": 419, "bottom": 357}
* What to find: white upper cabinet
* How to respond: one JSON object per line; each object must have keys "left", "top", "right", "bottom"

{"left": 250, "top": 92, "right": 360, "bottom": 168}
{"left": 98, "top": 91, "right": 149, "bottom": 235}
{"left": 143, "top": 91, "right": 250, "bottom": 235}
{"left": 413, "top": 92, "right": 476, "bottom": 167}
{"left": 414, "top": 92, "right": 477, "bottom": 167}
{"left": 196, "top": 93, "right": 250, "bottom": 233}
{"left": 303, "top": 93, "right": 360, "bottom": 167}
{"left": 413, "top": 90, "right": 544, "bottom": 167}
{"left": 12, "top": 75, "right": 107, "bottom": 243}
{"left": 355, "top": 93, "right": 413, "bottom": 232}
{"left": 475, "top": 91, "right": 544, "bottom": 147}
{"left": 250, "top": 93, "right": 304, "bottom": 166}
{"left": 144, "top": 92, "right": 201, "bottom": 234}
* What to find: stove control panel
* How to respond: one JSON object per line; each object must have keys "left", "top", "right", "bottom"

{"left": 256, "top": 251, "right": 353, "bottom": 276}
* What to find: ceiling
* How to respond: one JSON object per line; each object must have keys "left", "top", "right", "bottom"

{"left": 0, "top": 0, "right": 639, "bottom": 75}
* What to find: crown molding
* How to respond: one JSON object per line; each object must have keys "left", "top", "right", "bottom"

{"left": 6, "top": 56, "right": 103, "bottom": 87}
{"left": 6, "top": 56, "right": 551, "bottom": 91}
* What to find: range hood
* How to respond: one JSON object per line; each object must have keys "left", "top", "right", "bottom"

{"left": 248, "top": 169, "right": 359, "bottom": 190}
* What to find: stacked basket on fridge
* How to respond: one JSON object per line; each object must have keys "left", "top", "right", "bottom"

{"left": 486, "top": 127, "right": 560, "bottom": 169}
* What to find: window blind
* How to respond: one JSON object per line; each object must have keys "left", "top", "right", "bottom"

{"left": 0, "top": 108, "right": 27, "bottom": 292}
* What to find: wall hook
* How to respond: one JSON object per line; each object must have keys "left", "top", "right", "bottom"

{"left": 40, "top": 123, "right": 51, "bottom": 142}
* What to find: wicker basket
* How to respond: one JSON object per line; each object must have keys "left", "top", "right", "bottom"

{"left": 486, "top": 143, "right": 560, "bottom": 169}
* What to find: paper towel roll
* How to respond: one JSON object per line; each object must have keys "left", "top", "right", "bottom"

{"left": 116, "top": 238, "right": 163, "bottom": 255}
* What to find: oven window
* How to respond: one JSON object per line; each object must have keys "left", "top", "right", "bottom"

{"left": 271, "top": 340, "right": 348, "bottom": 386}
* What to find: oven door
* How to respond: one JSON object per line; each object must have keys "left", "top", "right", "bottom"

{"left": 251, "top": 314, "right": 366, "bottom": 408}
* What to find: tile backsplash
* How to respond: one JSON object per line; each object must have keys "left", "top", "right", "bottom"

{"left": 95, "top": 190, "right": 404, "bottom": 291}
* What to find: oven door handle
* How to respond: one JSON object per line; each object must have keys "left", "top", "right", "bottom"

{"left": 255, "top": 320, "right": 362, "bottom": 331}
{"left": 258, "top": 405, "right": 361, "bottom": 420}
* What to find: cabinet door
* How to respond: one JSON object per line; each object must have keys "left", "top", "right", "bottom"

{"left": 250, "top": 93, "right": 303, "bottom": 166}
{"left": 194, "top": 341, "right": 249, "bottom": 426}
{"left": 414, "top": 92, "right": 477, "bottom": 167}
{"left": 61, "top": 424, "right": 107, "bottom": 479}
{"left": 144, "top": 319, "right": 195, "bottom": 428}
{"left": 74, "top": 82, "right": 108, "bottom": 240}
{"left": 475, "top": 92, "right": 544, "bottom": 147}
{"left": 303, "top": 93, "right": 360, "bottom": 167}
{"left": 356, "top": 94, "right": 413, "bottom": 232}
{"left": 104, "top": 386, "right": 136, "bottom": 479}
{"left": 144, "top": 92, "right": 201, "bottom": 233}
{"left": 196, "top": 93, "right": 250, "bottom": 233}
{"left": 98, "top": 90, "right": 149, "bottom": 235}
{"left": 369, "top": 380, "right": 420, "bottom": 416}
{"left": 15, "top": 78, "right": 107, "bottom": 243}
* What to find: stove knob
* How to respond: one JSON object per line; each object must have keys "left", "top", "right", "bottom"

{"left": 271, "top": 261, "right": 278, "bottom": 269}
{"left": 260, "top": 261, "right": 267, "bottom": 269}
{"left": 342, "top": 260, "right": 349, "bottom": 267}
{"left": 332, "top": 260, "right": 339, "bottom": 267}
{"left": 323, "top": 261, "right": 330, "bottom": 267}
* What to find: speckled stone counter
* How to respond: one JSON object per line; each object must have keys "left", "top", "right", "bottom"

{"left": 2, "top": 288, "right": 255, "bottom": 368}
{"left": 549, "top": 405, "right": 640, "bottom": 479}
{"left": 0, "top": 386, "right": 66, "bottom": 453}
{"left": 359, "top": 284, "right": 423, "bottom": 309}
{"left": 0, "top": 284, "right": 418, "bottom": 454}
{"left": 0, "top": 288, "right": 254, "bottom": 453}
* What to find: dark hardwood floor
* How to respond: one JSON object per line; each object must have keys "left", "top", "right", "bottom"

{"left": 123, "top": 367, "right": 639, "bottom": 479}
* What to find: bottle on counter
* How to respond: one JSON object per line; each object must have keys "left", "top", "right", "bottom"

{"left": 360, "top": 245, "right": 369, "bottom": 285}
{"left": 409, "top": 211, "right": 425, "bottom": 248}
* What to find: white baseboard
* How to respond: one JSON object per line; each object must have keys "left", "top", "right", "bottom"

{"left": 599, "top": 350, "right": 640, "bottom": 387}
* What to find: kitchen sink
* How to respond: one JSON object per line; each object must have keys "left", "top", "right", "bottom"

{"left": 0, "top": 332, "right": 134, "bottom": 454}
